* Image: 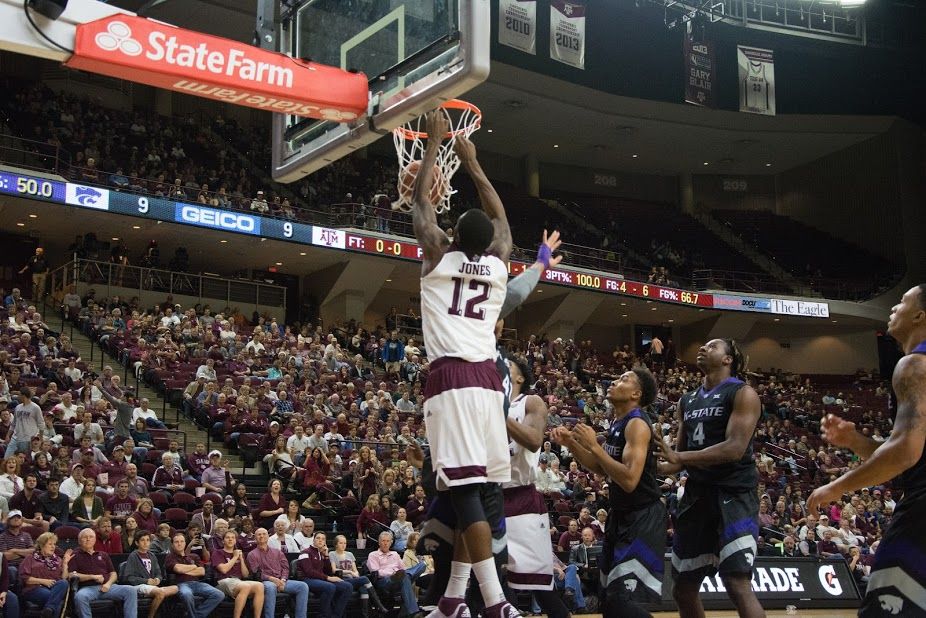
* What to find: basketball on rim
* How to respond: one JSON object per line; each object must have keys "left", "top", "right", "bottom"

{"left": 398, "top": 160, "right": 449, "bottom": 208}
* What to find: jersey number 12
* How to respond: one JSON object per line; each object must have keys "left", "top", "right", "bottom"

{"left": 448, "top": 277, "right": 490, "bottom": 320}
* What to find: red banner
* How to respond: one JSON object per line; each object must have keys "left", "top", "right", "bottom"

{"left": 66, "top": 15, "right": 369, "bottom": 121}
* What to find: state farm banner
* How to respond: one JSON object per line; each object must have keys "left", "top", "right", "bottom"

{"left": 738, "top": 45, "right": 776, "bottom": 116}
{"left": 66, "top": 15, "right": 368, "bottom": 121}
{"left": 550, "top": 0, "right": 585, "bottom": 69}
{"left": 499, "top": 0, "right": 536, "bottom": 55}
{"left": 684, "top": 25, "right": 714, "bottom": 107}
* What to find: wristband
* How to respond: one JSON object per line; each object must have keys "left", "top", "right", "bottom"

{"left": 537, "top": 243, "right": 552, "bottom": 269}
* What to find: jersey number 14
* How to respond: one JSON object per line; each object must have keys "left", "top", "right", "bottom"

{"left": 448, "top": 277, "right": 490, "bottom": 320}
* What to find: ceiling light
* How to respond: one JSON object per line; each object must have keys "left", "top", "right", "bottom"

{"left": 765, "top": 163, "right": 772, "bottom": 167}
{"left": 553, "top": 144, "right": 559, "bottom": 149}
{"left": 132, "top": 225, "right": 141, "bottom": 229}
{"left": 537, "top": 289, "right": 543, "bottom": 293}
{"left": 620, "top": 302, "right": 627, "bottom": 306}
{"left": 156, "top": 221, "right": 162, "bottom": 224}
{"left": 275, "top": 262, "right": 282, "bottom": 266}
{"left": 28, "top": 214, "right": 37, "bottom": 218}
{"left": 385, "top": 279, "right": 392, "bottom": 282}
{"left": 15, "top": 222, "right": 24, "bottom": 227}
{"left": 651, "top": 307, "right": 657, "bottom": 311}
{"left": 631, "top": 154, "right": 638, "bottom": 158}
{"left": 832, "top": 320, "right": 838, "bottom": 323}
{"left": 220, "top": 240, "right": 227, "bottom": 243}
{"left": 774, "top": 318, "right": 780, "bottom": 322}
{"left": 668, "top": 319, "right": 674, "bottom": 323}
{"left": 111, "top": 237, "right": 119, "bottom": 241}
{"left": 621, "top": 314, "right": 627, "bottom": 318}
{"left": 703, "top": 162, "right": 710, "bottom": 166}
{"left": 487, "top": 129, "right": 493, "bottom": 133}
{"left": 299, "top": 252, "right": 306, "bottom": 256}
{"left": 260, "top": 238, "right": 267, "bottom": 242}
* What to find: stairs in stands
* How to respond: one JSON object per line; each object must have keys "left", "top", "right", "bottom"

{"left": 57, "top": 314, "right": 261, "bottom": 477}
{"left": 693, "top": 212, "right": 810, "bottom": 296}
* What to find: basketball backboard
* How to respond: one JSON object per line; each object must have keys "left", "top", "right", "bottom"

{"left": 268, "top": 0, "right": 490, "bottom": 183}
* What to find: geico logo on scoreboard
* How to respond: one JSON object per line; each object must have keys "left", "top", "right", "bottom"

{"left": 175, "top": 204, "right": 260, "bottom": 235}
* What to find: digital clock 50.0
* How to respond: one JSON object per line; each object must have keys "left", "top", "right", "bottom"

{"left": 0, "top": 172, "right": 65, "bottom": 202}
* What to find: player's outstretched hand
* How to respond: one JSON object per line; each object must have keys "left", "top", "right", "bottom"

{"left": 549, "top": 426, "right": 572, "bottom": 447}
{"left": 806, "top": 482, "right": 842, "bottom": 516}
{"left": 572, "top": 424, "right": 598, "bottom": 450}
{"left": 541, "top": 229, "right": 564, "bottom": 269}
{"left": 820, "top": 413, "right": 858, "bottom": 449}
{"left": 454, "top": 136, "right": 477, "bottom": 162}
{"left": 426, "top": 109, "right": 449, "bottom": 143}
{"left": 653, "top": 437, "right": 683, "bottom": 474}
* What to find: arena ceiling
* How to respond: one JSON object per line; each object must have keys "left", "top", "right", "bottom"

{"left": 107, "top": 0, "right": 897, "bottom": 176}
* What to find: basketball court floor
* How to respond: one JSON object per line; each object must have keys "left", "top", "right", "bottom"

{"left": 649, "top": 612, "right": 855, "bottom": 618}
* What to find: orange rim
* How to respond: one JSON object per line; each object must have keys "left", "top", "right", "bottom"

{"left": 394, "top": 99, "right": 482, "bottom": 141}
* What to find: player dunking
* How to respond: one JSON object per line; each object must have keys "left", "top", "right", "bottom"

{"left": 554, "top": 367, "right": 665, "bottom": 618}
{"left": 807, "top": 284, "right": 926, "bottom": 618}
{"left": 656, "top": 339, "right": 764, "bottom": 618}
{"left": 411, "top": 109, "right": 518, "bottom": 618}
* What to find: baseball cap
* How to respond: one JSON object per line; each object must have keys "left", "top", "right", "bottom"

{"left": 223, "top": 496, "right": 236, "bottom": 506}
{"left": 113, "top": 444, "right": 125, "bottom": 452}
{"left": 7, "top": 510, "right": 22, "bottom": 519}
{"left": 71, "top": 463, "right": 83, "bottom": 471}
{"left": 209, "top": 450, "right": 222, "bottom": 458}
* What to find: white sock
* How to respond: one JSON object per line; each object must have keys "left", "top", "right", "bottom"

{"left": 445, "top": 561, "right": 471, "bottom": 599}
{"left": 472, "top": 557, "right": 505, "bottom": 606}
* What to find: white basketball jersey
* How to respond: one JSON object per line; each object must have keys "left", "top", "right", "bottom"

{"left": 421, "top": 248, "right": 507, "bottom": 363}
{"left": 505, "top": 394, "right": 539, "bottom": 489}
{"left": 745, "top": 62, "right": 769, "bottom": 112}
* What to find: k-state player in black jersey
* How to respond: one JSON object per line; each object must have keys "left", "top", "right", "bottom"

{"left": 657, "top": 339, "right": 764, "bottom": 618}
{"left": 554, "top": 366, "right": 665, "bottom": 618}
{"left": 808, "top": 285, "right": 926, "bottom": 618}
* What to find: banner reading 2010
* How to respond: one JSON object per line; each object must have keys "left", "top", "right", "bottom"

{"left": 499, "top": 0, "right": 536, "bottom": 55}
{"left": 550, "top": 0, "right": 585, "bottom": 69}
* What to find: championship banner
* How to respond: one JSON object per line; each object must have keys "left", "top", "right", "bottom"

{"left": 738, "top": 45, "right": 776, "bottom": 116}
{"left": 684, "top": 24, "right": 714, "bottom": 107}
{"left": 499, "top": 0, "right": 536, "bottom": 55}
{"left": 550, "top": 0, "right": 585, "bottom": 69}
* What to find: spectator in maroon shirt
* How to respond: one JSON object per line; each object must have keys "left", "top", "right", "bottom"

{"left": 70, "top": 527, "right": 138, "bottom": 618}
{"left": 164, "top": 533, "right": 225, "bottom": 618}
{"left": 296, "top": 531, "right": 353, "bottom": 618}
{"left": 357, "top": 494, "right": 389, "bottom": 543}
{"left": 151, "top": 453, "right": 184, "bottom": 493}
{"left": 211, "top": 529, "right": 264, "bottom": 616}
{"left": 9, "top": 473, "right": 48, "bottom": 532}
{"left": 93, "top": 517, "right": 123, "bottom": 554}
{"left": 557, "top": 519, "right": 581, "bottom": 553}
{"left": 105, "top": 479, "right": 137, "bottom": 526}
{"left": 131, "top": 498, "right": 159, "bottom": 533}
{"left": 255, "top": 479, "right": 287, "bottom": 530}
{"left": 404, "top": 485, "right": 428, "bottom": 529}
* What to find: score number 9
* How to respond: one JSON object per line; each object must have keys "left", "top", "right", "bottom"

{"left": 283, "top": 222, "right": 293, "bottom": 238}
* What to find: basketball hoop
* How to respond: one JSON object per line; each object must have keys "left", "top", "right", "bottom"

{"left": 392, "top": 99, "right": 482, "bottom": 214}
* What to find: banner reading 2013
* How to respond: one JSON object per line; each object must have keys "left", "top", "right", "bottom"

{"left": 550, "top": 0, "right": 585, "bottom": 69}
{"left": 499, "top": 0, "right": 536, "bottom": 55}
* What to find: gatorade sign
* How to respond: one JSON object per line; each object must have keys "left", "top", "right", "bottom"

{"left": 66, "top": 15, "right": 368, "bottom": 121}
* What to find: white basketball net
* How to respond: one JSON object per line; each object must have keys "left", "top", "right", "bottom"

{"left": 392, "top": 101, "right": 482, "bottom": 214}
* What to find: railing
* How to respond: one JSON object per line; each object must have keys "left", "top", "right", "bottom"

{"left": 48, "top": 259, "right": 287, "bottom": 309}
{"left": 1, "top": 132, "right": 888, "bottom": 301}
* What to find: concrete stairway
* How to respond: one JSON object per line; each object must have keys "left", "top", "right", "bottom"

{"left": 60, "top": 319, "right": 262, "bottom": 476}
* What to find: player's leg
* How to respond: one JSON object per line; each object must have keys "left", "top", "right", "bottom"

{"left": 671, "top": 483, "right": 720, "bottom": 618}
{"left": 858, "top": 496, "right": 926, "bottom": 618}
{"left": 716, "top": 488, "right": 763, "bottom": 618}
{"left": 602, "top": 503, "right": 667, "bottom": 618}
{"left": 720, "top": 573, "right": 765, "bottom": 618}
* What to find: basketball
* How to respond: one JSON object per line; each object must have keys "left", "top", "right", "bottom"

{"left": 398, "top": 160, "right": 449, "bottom": 208}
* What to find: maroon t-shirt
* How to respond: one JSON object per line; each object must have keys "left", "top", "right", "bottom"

{"left": 211, "top": 547, "right": 245, "bottom": 579}
{"left": 70, "top": 549, "right": 115, "bottom": 578}
{"left": 165, "top": 551, "right": 202, "bottom": 582}
{"left": 106, "top": 495, "right": 137, "bottom": 519}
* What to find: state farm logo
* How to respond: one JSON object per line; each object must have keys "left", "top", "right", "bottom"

{"left": 91, "top": 19, "right": 295, "bottom": 89}
{"left": 95, "top": 21, "right": 142, "bottom": 56}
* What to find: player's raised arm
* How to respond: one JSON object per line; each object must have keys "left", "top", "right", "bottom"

{"left": 807, "top": 354, "right": 926, "bottom": 513}
{"left": 454, "top": 137, "right": 512, "bottom": 263}
{"left": 411, "top": 110, "right": 451, "bottom": 270}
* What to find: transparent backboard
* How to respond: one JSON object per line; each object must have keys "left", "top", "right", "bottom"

{"left": 271, "top": 0, "right": 489, "bottom": 183}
